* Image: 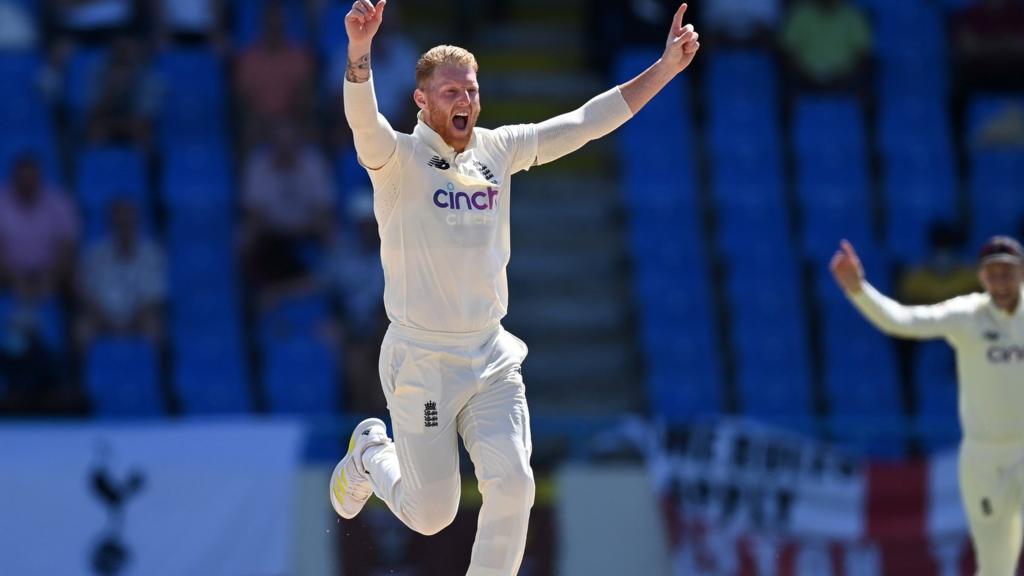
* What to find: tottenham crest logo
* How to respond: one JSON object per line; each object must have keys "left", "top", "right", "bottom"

{"left": 424, "top": 401, "right": 438, "bottom": 428}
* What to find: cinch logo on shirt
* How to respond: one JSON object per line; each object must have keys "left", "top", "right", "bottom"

{"left": 987, "top": 345, "right": 1024, "bottom": 364}
{"left": 433, "top": 185, "right": 499, "bottom": 211}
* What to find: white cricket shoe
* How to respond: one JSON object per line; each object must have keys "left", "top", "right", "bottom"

{"left": 329, "top": 417, "right": 388, "bottom": 519}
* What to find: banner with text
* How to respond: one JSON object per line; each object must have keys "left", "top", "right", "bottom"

{"left": 650, "top": 419, "right": 987, "bottom": 576}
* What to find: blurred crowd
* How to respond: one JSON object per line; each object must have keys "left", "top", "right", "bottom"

{"left": 0, "top": 0, "right": 422, "bottom": 416}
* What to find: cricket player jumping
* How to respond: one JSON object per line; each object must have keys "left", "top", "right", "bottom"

{"left": 832, "top": 237, "right": 1024, "bottom": 575}
{"left": 329, "top": 0, "right": 700, "bottom": 573}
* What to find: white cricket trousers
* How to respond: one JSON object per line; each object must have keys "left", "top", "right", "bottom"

{"left": 960, "top": 438, "right": 1024, "bottom": 576}
{"left": 365, "top": 322, "right": 534, "bottom": 576}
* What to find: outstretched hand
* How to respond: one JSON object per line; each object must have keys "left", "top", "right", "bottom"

{"left": 345, "top": 0, "right": 387, "bottom": 46}
{"left": 662, "top": 4, "right": 700, "bottom": 73}
{"left": 830, "top": 240, "right": 865, "bottom": 294}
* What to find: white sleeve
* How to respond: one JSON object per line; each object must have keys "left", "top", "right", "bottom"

{"left": 847, "top": 282, "right": 969, "bottom": 341}
{"left": 533, "top": 86, "right": 633, "bottom": 166}
{"left": 343, "top": 75, "right": 398, "bottom": 170}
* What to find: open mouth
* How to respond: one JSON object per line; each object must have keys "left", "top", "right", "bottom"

{"left": 452, "top": 113, "right": 469, "bottom": 131}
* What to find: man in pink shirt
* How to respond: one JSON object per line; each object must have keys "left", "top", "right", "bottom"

{"left": 0, "top": 154, "right": 80, "bottom": 299}
{"left": 235, "top": 0, "right": 314, "bottom": 146}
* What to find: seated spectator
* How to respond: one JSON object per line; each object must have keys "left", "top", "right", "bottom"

{"left": 75, "top": 198, "right": 166, "bottom": 350}
{"left": 318, "top": 192, "right": 386, "bottom": 413}
{"left": 897, "top": 223, "right": 980, "bottom": 305}
{"left": 953, "top": 0, "right": 1024, "bottom": 93}
{"left": 235, "top": 0, "right": 313, "bottom": 147}
{"left": 148, "top": 0, "right": 225, "bottom": 47}
{"left": 85, "top": 36, "right": 161, "bottom": 146}
{"left": 0, "top": 154, "right": 79, "bottom": 300}
{"left": 781, "top": 0, "right": 872, "bottom": 92}
{"left": 0, "top": 297, "right": 72, "bottom": 415}
{"left": 241, "top": 122, "right": 335, "bottom": 304}
{"left": 0, "top": 0, "right": 39, "bottom": 51}
{"left": 50, "top": 0, "right": 137, "bottom": 45}
{"left": 703, "top": 0, "right": 780, "bottom": 46}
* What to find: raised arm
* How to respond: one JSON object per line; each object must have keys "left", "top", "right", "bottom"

{"left": 343, "top": 0, "right": 397, "bottom": 170}
{"left": 830, "top": 240, "right": 962, "bottom": 340}
{"left": 532, "top": 3, "right": 700, "bottom": 166}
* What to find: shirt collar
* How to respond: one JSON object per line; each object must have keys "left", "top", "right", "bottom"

{"left": 412, "top": 111, "right": 477, "bottom": 159}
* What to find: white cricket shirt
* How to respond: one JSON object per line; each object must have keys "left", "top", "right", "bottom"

{"left": 344, "top": 75, "right": 632, "bottom": 334}
{"left": 849, "top": 283, "right": 1024, "bottom": 442}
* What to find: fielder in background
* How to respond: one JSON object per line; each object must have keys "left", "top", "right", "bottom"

{"left": 331, "top": 1, "right": 701, "bottom": 574}
{"left": 831, "top": 236, "right": 1024, "bottom": 575}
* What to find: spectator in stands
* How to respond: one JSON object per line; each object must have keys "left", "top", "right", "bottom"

{"left": 0, "top": 0, "right": 39, "bottom": 51}
{"left": 75, "top": 198, "right": 166, "bottom": 350}
{"left": 241, "top": 121, "right": 335, "bottom": 306}
{"left": 148, "top": 0, "right": 226, "bottom": 48}
{"left": 0, "top": 154, "right": 78, "bottom": 300}
{"left": 703, "top": 0, "right": 780, "bottom": 47}
{"left": 235, "top": 0, "right": 314, "bottom": 147}
{"left": 319, "top": 191, "right": 387, "bottom": 412}
{"left": 897, "top": 223, "right": 980, "bottom": 305}
{"left": 781, "top": 0, "right": 872, "bottom": 93}
{"left": 953, "top": 0, "right": 1024, "bottom": 93}
{"left": 85, "top": 36, "right": 161, "bottom": 146}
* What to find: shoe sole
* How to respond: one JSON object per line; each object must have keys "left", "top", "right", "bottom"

{"left": 330, "top": 418, "right": 387, "bottom": 519}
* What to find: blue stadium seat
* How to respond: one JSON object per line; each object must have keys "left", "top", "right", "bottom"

{"left": 174, "top": 335, "right": 252, "bottom": 414}
{"left": 157, "top": 50, "right": 227, "bottom": 146}
{"left": 259, "top": 293, "right": 332, "bottom": 344}
{"left": 969, "top": 150, "right": 1024, "bottom": 246}
{"left": 63, "top": 48, "right": 108, "bottom": 127}
{"left": 317, "top": 1, "right": 349, "bottom": 56}
{"left": 161, "top": 142, "right": 233, "bottom": 208}
{"left": 616, "top": 50, "right": 695, "bottom": 172}
{"left": 263, "top": 337, "right": 340, "bottom": 414}
{"left": 705, "top": 51, "right": 780, "bottom": 155}
{"left": 733, "top": 326, "right": 815, "bottom": 432}
{"left": 913, "top": 340, "right": 960, "bottom": 452}
{"left": 85, "top": 338, "right": 163, "bottom": 417}
{"left": 76, "top": 147, "right": 150, "bottom": 239}
{"left": 882, "top": 151, "right": 958, "bottom": 262}
{"left": 0, "top": 294, "right": 66, "bottom": 352}
{"left": 793, "top": 96, "right": 866, "bottom": 157}
{"left": 645, "top": 323, "right": 723, "bottom": 423}
{"left": 878, "top": 96, "right": 952, "bottom": 157}
{"left": 233, "top": 0, "right": 309, "bottom": 47}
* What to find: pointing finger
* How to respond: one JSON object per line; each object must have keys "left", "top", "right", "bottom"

{"left": 670, "top": 3, "right": 688, "bottom": 34}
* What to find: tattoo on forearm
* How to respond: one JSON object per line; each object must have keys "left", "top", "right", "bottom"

{"left": 346, "top": 53, "right": 370, "bottom": 83}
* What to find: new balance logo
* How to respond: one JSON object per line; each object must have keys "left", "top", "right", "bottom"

{"left": 984, "top": 330, "right": 1000, "bottom": 342}
{"left": 361, "top": 429, "right": 371, "bottom": 436}
{"left": 428, "top": 156, "right": 450, "bottom": 170}
{"left": 424, "top": 401, "right": 438, "bottom": 428}
{"left": 981, "top": 497, "right": 993, "bottom": 516}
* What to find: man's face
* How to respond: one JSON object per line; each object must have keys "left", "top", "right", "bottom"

{"left": 12, "top": 161, "right": 40, "bottom": 201}
{"left": 414, "top": 64, "right": 480, "bottom": 153}
{"left": 979, "top": 261, "right": 1024, "bottom": 312}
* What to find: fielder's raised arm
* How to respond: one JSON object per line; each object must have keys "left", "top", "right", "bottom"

{"left": 830, "top": 239, "right": 966, "bottom": 340}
